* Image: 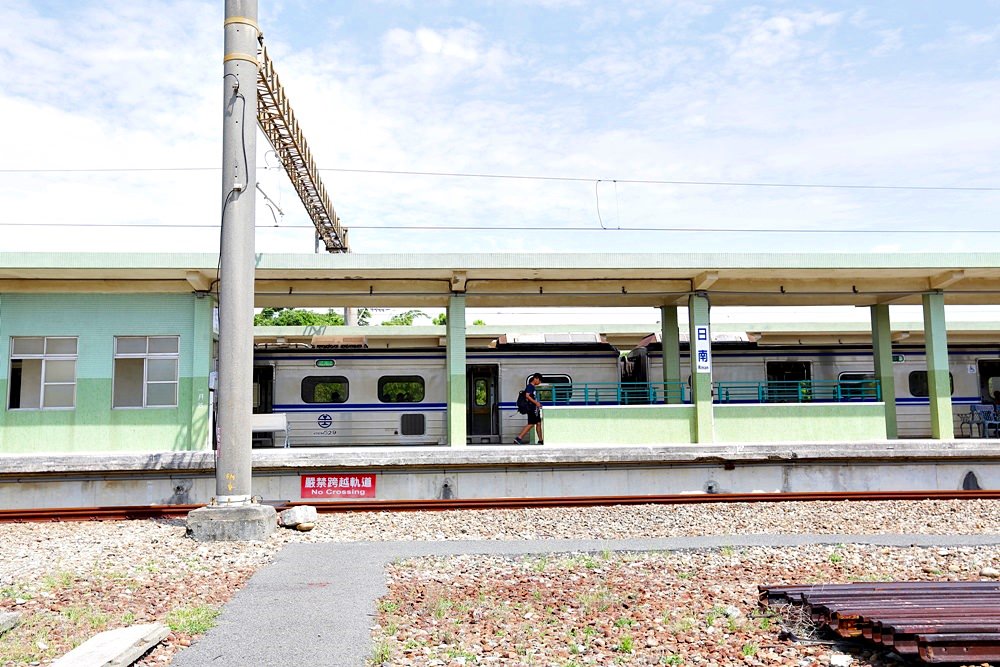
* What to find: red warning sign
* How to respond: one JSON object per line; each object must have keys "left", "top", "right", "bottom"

{"left": 300, "top": 474, "right": 376, "bottom": 499}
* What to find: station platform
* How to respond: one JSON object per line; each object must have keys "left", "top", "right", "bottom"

{"left": 1, "top": 440, "right": 998, "bottom": 510}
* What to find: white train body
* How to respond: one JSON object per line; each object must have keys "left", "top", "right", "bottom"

{"left": 253, "top": 342, "right": 621, "bottom": 446}
{"left": 638, "top": 343, "right": 1000, "bottom": 438}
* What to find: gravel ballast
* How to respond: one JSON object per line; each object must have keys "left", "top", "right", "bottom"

{"left": 1, "top": 499, "right": 999, "bottom": 666}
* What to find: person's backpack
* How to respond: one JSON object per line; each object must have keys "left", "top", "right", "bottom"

{"left": 516, "top": 390, "right": 529, "bottom": 414}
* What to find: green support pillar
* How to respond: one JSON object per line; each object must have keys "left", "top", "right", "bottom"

{"left": 446, "top": 294, "right": 467, "bottom": 447}
{"left": 660, "top": 306, "right": 681, "bottom": 403}
{"left": 922, "top": 292, "right": 953, "bottom": 439}
{"left": 870, "top": 304, "right": 897, "bottom": 439}
{"left": 688, "top": 294, "right": 714, "bottom": 443}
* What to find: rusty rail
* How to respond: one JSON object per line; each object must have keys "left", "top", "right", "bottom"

{"left": 2, "top": 489, "right": 1000, "bottom": 523}
{"left": 761, "top": 581, "right": 1000, "bottom": 663}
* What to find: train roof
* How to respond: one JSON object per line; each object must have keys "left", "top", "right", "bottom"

{"left": 254, "top": 321, "right": 1000, "bottom": 353}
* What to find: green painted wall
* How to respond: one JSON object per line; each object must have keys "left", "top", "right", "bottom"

{"left": 545, "top": 405, "right": 696, "bottom": 444}
{"left": 0, "top": 294, "right": 212, "bottom": 453}
{"left": 714, "top": 404, "right": 887, "bottom": 442}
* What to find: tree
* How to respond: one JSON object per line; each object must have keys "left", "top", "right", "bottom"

{"left": 381, "top": 309, "right": 429, "bottom": 326}
{"left": 254, "top": 308, "right": 345, "bottom": 326}
{"left": 432, "top": 313, "right": 447, "bottom": 325}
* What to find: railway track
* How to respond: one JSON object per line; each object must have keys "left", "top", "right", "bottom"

{"left": 2, "top": 489, "right": 1000, "bottom": 523}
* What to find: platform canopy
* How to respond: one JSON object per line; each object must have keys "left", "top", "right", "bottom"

{"left": 2, "top": 252, "right": 1000, "bottom": 308}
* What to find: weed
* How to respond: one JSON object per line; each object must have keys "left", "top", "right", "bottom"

{"left": 719, "top": 545, "right": 735, "bottom": 558}
{"left": 614, "top": 617, "right": 636, "bottom": 628}
{"left": 532, "top": 590, "right": 543, "bottom": 601}
{"left": 377, "top": 599, "right": 400, "bottom": 614}
{"left": 431, "top": 598, "right": 452, "bottom": 620}
{"left": 672, "top": 616, "right": 696, "bottom": 633}
{"left": 121, "top": 611, "right": 136, "bottom": 626}
{"left": 705, "top": 605, "right": 728, "bottom": 625}
{"left": 758, "top": 616, "right": 773, "bottom": 630}
{"left": 742, "top": 642, "right": 759, "bottom": 657}
{"left": 829, "top": 552, "right": 844, "bottom": 564}
{"left": 0, "top": 584, "right": 31, "bottom": 601}
{"left": 372, "top": 640, "right": 392, "bottom": 663}
{"left": 663, "top": 654, "right": 683, "bottom": 665}
{"left": 616, "top": 636, "right": 635, "bottom": 653}
{"left": 165, "top": 606, "right": 220, "bottom": 635}
{"left": 60, "top": 606, "right": 109, "bottom": 629}
{"left": 601, "top": 548, "right": 613, "bottom": 561}
{"left": 531, "top": 556, "right": 549, "bottom": 572}
{"left": 384, "top": 620, "right": 398, "bottom": 636}
{"left": 676, "top": 571, "right": 693, "bottom": 580}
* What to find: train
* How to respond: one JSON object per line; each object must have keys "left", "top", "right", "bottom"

{"left": 249, "top": 329, "right": 1000, "bottom": 446}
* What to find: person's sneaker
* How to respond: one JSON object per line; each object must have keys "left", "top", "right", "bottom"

{"left": 537, "top": 440, "right": 544, "bottom": 445}
{"left": 513, "top": 437, "right": 525, "bottom": 445}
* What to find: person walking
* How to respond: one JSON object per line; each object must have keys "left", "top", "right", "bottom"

{"left": 514, "top": 373, "right": 544, "bottom": 445}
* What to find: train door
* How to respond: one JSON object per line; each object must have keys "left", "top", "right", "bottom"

{"left": 765, "top": 361, "right": 811, "bottom": 402}
{"left": 977, "top": 360, "right": 1000, "bottom": 403}
{"left": 252, "top": 365, "right": 274, "bottom": 447}
{"left": 467, "top": 365, "right": 499, "bottom": 444}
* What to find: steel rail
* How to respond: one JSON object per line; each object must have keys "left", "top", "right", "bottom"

{"left": 3, "top": 489, "right": 1000, "bottom": 523}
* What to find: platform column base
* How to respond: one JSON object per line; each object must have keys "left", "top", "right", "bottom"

{"left": 185, "top": 504, "right": 277, "bottom": 542}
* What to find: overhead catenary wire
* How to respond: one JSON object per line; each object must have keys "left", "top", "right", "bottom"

{"left": 0, "top": 165, "right": 998, "bottom": 192}
{"left": 1, "top": 222, "right": 997, "bottom": 234}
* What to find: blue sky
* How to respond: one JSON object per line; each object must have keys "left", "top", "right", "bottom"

{"left": 1, "top": 0, "right": 999, "bottom": 260}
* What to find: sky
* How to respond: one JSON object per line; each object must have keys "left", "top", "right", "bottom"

{"left": 1, "top": 1, "right": 999, "bottom": 324}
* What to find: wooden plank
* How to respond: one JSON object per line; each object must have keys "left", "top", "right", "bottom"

{"left": 51, "top": 623, "right": 169, "bottom": 667}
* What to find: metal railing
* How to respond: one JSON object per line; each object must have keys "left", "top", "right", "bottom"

{"left": 713, "top": 379, "right": 882, "bottom": 403}
{"left": 539, "top": 382, "right": 688, "bottom": 406}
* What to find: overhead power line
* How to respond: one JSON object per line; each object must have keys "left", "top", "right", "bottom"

{"left": 1, "top": 222, "right": 997, "bottom": 234}
{"left": 0, "top": 166, "right": 997, "bottom": 192}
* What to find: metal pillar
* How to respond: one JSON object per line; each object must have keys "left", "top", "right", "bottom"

{"left": 688, "top": 294, "right": 714, "bottom": 442}
{"left": 660, "top": 306, "right": 681, "bottom": 403}
{"left": 870, "top": 304, "right": 897, "bottom": 439}
{"left": 216, "top": 0, "right": 259, "bottom": 503}
{"left": 446, "top": 294, "right": 467, "bottom": 447}
{"left": 922, "top": 292, "right": 953, "bottom": 439}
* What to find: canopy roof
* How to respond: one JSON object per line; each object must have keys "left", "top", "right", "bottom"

{"left": 2, "top": 252, "right": 999, "bottom": 308}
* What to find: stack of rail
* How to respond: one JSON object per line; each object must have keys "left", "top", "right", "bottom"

{"left": 760, "top": 581, "right": 1000, "bottom": 664}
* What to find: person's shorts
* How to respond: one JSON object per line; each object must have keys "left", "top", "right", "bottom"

{"left": 527, "top": 408, "right": 541, "bottom": 425}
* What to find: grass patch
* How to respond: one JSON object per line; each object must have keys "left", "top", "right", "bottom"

{"left": 166, "top": 605, "right": 220, "bottom": 635}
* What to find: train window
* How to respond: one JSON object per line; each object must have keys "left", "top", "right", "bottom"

{"left": 838, "top": 372, "right": 877, "bottom": 400}
{"left": 8, "top": 336, "right": 78, "bottom": 410}
{"left": 474, "top": 379, "right": 488, "bottom": 407}
{"left": 526, "top": 374, "right": 572, "bottom": 402}
{"left": 907, "top": 371, "right": 954, "bottom": 397}
{"left": 378, "top": 376, "right": 425, "bottom": 403}
{"left": 301, "top": 376, "right": 349, "bottom": 403}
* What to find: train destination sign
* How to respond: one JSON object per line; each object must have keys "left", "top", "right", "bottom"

{"left": 301, "top": 473, "right": 376, "bottom": 499}
{"left": 315, "top": 359, "right": 336, "bottom": 367}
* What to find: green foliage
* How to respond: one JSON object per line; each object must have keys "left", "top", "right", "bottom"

{"left": 381, "top": 309, "right": 429, "bottom": 326}
{"left": 741, "top": 642, "right": 759, "bottom": 657}
{"left": 616, "top": 636, "right": 634, "bottom": 653}
{"left": 663, "top": 654, "right": 683, "bottom": 665}
{"left": 254, "top": 307, "right": 345, "bottom": 326}
{"left": 166, "top": 606, "right": 221, "bottom": 635}
{"left": 472, "top": 319, "right": 486, "bottom": 325}
{"left": 432, "top": 313, "right": 447, "bottom": 325}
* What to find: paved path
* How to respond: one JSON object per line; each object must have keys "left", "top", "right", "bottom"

{"left": 171, "top": 534, "right": 1000, "bottom": 667}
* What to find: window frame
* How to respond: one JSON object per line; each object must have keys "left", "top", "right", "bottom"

{"left": 377, "top": 375, "right": 425, "bottom": 403}
{"left": 8, "top": 336, "right": 78, "bottom": 411}
{"left": 300, "top": 375, "right": 350, "bottom": 404}
{"left": 526, "top": 374, "right": 572, "bottom": 403}
{"left": 907, "top": 370, "right": 955, "bottom": 398}
{"left": 112, "top": 336, "right": 180, "bottom": 409}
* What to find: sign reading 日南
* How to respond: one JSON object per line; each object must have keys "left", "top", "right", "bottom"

{"left": 301, "top": 474, "right": 376, "bottom": 499}
{"left": 694, "top": 325, "right": 711, "bottom": 373}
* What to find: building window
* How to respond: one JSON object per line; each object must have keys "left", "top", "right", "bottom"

{"left": 301, "top": 376, "right": 349, "bottom": 403}
{"left": 908, "top": 370, "right": 954, "bottom": 398}
{"left": 113, "top": 336, "right": 179, "bottom": 408}
{"left": 8, "top": 337, "right": 78, "bottom": 410}
{"left": 378, "top": 376, "right": 425, "bottom": 403}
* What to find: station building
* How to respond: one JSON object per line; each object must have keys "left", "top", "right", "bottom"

{"left": 2, "top": 251, "right": 999, "bottom": 454}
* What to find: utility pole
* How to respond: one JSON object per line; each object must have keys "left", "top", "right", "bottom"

{"left": 187, "top": 0, "right": 276, "bottom": 541}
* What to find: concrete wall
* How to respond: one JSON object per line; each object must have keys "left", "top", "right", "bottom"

{"left": 545, "top": 405, "right": 697, "bottom": 444}
{"left": 714, "top": 403, "right": 887, "bottom": 442}
{"left": 0, "top": 294, "right": 213, "bottom": 453}
{"left": 545, "top": 402, "right": 886, "bottom": 445}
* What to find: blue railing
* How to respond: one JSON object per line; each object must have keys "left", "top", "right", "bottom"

{"left": 540, "top": 382, "right": 688, "bottom": 406}
{"left": 537, "top": 379, "right": 881, "bottom": 406}
{"left": 713, "top": 379, "right": 882, "bottom": 403}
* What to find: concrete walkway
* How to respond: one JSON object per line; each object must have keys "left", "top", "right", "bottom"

{"left": 171, "top": 534, "right": 1000, "bottom": 667}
